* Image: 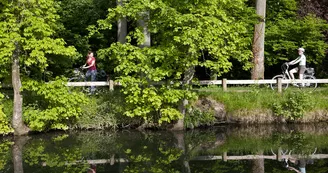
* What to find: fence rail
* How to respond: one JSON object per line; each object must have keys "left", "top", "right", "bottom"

{"left": 2, "top": 78, "right": 325, "bottom": 93}
{"left": 65, "top": 78, "right": 325, "bottom": 93}
{"left": 199, "top": 79, "right": 328, "bottom": 85}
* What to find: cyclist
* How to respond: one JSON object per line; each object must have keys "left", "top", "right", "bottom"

{"left": 82, "top": 51, "right": 97, "bottom": 94}
{"left": 288, "top": 47, "right": 306, "bottom": 87}
{"left": 283, "top": 157, "right": 312, "bottom": 173}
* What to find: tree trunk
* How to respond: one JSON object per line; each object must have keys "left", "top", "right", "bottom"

{"left": 12, "top": 136, "right": 30, "bottom": 173}
{"left": 251, "top": 0, "right": 266, "bottom": 80}
{"left": 12, "top": 42, "right": 30, "bottom": 136}
{"left": 210, "top": 70, "right": 218, "bottom": 80}
{"left": 171, "top": 66, "right": 195, "bottom": 131}
{"left": 117, "top": 0, "right": 127, "bottom": 44}
{"left": 251, "top": 151, "right": 265, "bottom": 173}
{"left": 171, "top": 99, "right": 188, "bottom": 131}
{"left": 138, "top": 11, "right": 151, "bottom": 48}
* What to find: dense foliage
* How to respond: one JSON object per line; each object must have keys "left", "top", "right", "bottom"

{"left": 0, "top": 0, "right": 77, "bottom": 79}
{"left": 0, "top": 93, "right": 13, "bottom": 135}
{"left": 22, "top": 78, "right": 88, "bottom": 131}
{"left": 264, "top": 0, "right": 328, "bottom": 78}
{"left": 0, "top": 0, "right": 83, "bottom": 134}
{"left": 0, "top": 0, "right": 327, "bottom": 134}
{"left": 94, "top": 0, "right": 256, "bottom": 125}
{"left": 265, "top": 0, "right": 328, "bottom": 66}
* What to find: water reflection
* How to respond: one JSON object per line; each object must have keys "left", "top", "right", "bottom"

{"left": 12, "top": 136, "right": 30, "bottom": 173}
{"left": 1, "top": 124, "right": 328, "bottom": 172}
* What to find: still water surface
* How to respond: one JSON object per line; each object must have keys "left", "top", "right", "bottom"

{"left": 2, "top": 124, "right": 328, "bottom": 173}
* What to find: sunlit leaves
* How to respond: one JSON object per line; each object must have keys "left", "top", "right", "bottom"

{"left": 0, "top": 105, "right": 14, "bottom": 135}
{"left": 103, "top": 43, "right": 194, "bottom": 124}
{"left": 0, "top": 0, "right": 77, "bottom": 73}
{"left": 22, "top": 78, "right": 88, "bottom": 131}
{"left": 96, "top": 0, "right": 254, "bottom": 125}
{"left": 273, "top": 91, "right": 314, "bottom": 121}
{"left": 124, "top": 145, "right": 182, "bottom": 173}
{"left": 99, "top": 0, "right": 255, "bottom": 72}
{"left": 0, "top": 0, "right": 79, "bottom": 133}
{"left": 0, "top": 93, "right": 13, "bottom": 135}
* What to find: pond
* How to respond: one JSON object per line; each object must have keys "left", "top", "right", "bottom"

{"left": 2, "top": 123, "right": 328, "bottom": 173}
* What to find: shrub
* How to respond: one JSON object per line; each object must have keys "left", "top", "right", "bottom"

{"left": 273, "top": 91, "right": 314, "bottom": 121}
{"left": 22, "top": 77, "right": 88, "bottom": 131}
{"left": 75, "top": 91, "right": 132, "bottom": 129}
{"left": 184, "top": 107, "right": 216, "bottom": 129}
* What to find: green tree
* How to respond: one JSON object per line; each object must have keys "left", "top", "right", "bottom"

{"left": 265, "top": 0, "right": 328, "bottom": 68}
{"left": 0, "top": 92, "right": 13, "bottom": 135}
{"left": 0, "top": 0, "right": 76, "bottom": 135}
{"left": 95, "top": 0, "right": 255, "bottom": 128}
{"left": 22, "top": 78, "right": 88, "bottom": 132}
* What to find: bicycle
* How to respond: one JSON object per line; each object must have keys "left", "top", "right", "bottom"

{"left": 68, "top": 67, "right": 108, "bottom": 94}
{"left": 68, "top": 67, "right": 89, "bottom": 93}
{"left": 274, "top": 148, "right": 317, "bottom": 172}
{"left": 270, "top": 63, "right": 317, "bottom": 91}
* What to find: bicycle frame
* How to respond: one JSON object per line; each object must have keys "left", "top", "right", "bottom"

{"left": 72, "top": 67, "right": 86, "bottom": 80}
{"left": 281, "top": 63, "right": 292, "bottom": 80}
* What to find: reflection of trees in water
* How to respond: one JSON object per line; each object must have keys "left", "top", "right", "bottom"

{"left": 174, "top": 131, "right": 190, "bottom": 173}
{"left": 0, "top": 140, "right": 12, "bottom": 172}
{"left": 272, "top": 132, "right": 317, "bottom": 156}
{"left": 226, "top": 123, "right": 328, "bottom": 138}
{"left": 3, "top": 125, "right": 328, "bottom": 172}
{"left": 22, "top": 133, "right": 89, "bottom": 173}
{"left": 117, "top": 133, "right": 182, "bottom": 172}
{"left": 12, "top": 136, "right": 29, "bottom": 173}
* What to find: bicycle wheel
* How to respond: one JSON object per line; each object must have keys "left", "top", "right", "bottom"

{"left": 300, "top": 75, "right": 317, "bottom": 91}
{"left": 270, "top": 75, "right": 288, "bottom": 90}
{"left": 68, "top": 77, "right": 88, "bottom": 93}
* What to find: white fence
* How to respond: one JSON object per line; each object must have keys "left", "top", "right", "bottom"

{"left": 65, "top": 78, "right": 327, "bottom": 93}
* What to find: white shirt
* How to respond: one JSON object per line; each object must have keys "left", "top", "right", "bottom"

{"left": 290, "top": 54, "right": 306, "bottom": 66}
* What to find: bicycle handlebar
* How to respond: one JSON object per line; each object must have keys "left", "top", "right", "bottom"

{"left": 282, "top": 62, "right": 289, "bottom": 69}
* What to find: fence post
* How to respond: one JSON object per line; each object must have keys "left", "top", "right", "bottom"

{"left": 109, "top": 80, "right": 114, "bottom": 91}
{"left": 223, "top": 152, "right": 227, "bottom": 162}
{"left": 277, "top": 78, "right": 282, "bottom": 93}
{"left": 277, "top": 148, "right": 282, "bottom": 161}
{"left": 222, "top": 78, "right": 227, "bottom": 92}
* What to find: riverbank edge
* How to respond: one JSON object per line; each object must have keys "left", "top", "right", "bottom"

{"left": 194, "top": 97, "right": 328, "bottom": 124}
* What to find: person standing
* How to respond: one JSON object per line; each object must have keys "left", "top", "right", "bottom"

{"left": 288, "top": 47, "right": 306, "bottom": 87}
{"left": 83, "top": 51, "right": 97, "bottom": 94}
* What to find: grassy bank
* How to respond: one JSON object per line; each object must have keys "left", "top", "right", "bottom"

{"left": 197, "top": 85, "right": 328, "bottom": 122}
{"left": 2, "top": 85, "right": 328, "bottom": 134}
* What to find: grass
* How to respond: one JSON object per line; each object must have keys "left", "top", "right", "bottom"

{"left": 197, "top": 85, "right": 328, "bottom": 113}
